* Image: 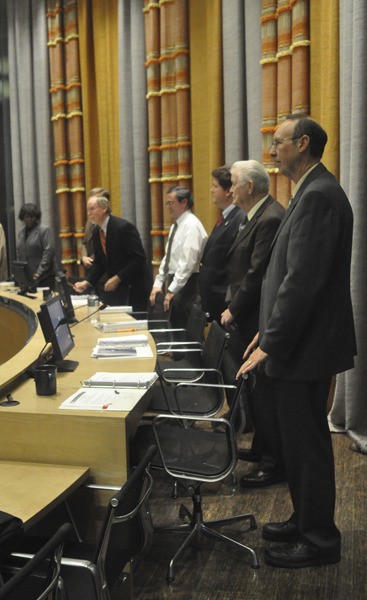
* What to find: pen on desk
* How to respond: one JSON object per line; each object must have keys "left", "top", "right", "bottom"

{"left": 71, "top": 391, "right": 86, "bottom": 404}
{"left": 102, "top": 403, "right": 112, "bottom": 409}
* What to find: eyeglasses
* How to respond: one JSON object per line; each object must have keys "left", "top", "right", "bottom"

{"left": 165, "top": 200, "right": 176, "bottom": 207}
{"left": 271, "top": 135, "right": 302, "bottom": 148}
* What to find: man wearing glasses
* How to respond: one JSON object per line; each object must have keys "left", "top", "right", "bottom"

{"left": 237, "top": 115, "right": 356, "bottom": 568}
{"left": 150, "top": 186, "right": 208, "bottom": 328}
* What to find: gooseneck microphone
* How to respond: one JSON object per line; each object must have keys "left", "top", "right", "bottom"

{"left": 58, "top": 303, "right": 108, "bottom": 328}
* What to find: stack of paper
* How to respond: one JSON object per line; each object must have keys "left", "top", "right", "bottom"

{"left": 95, "top": 320, "right": 148, "bottom": 333}
{"left": 59, "top": 370, "right": 158, "bottom": 411}
{"left": 92, "top": 335, "right": 153, "bottom": 359}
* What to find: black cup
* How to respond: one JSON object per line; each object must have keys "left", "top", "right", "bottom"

{"left": 34, "top": 364, "right": 57, "bottom": 396}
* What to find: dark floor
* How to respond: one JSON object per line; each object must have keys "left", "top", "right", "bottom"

{"left": 133, "top": 432, "right": 367, "bottom": 600}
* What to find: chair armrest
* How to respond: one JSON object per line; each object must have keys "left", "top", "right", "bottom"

{"left": 150, "top": 327, "right": 184, "bottom": 333}
{"left": 160, "top": 367, "right": 221, "bottom": 384}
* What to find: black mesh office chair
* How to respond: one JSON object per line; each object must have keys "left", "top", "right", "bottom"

{"left": 153, "top": 304, "right": 208, "bottom": 353}
{"left": 0, "top": 522, "right": 72, "bottom": 600}
{"left": 152, "top": 375, "right": 260, "bottom": 581}
{"left": 148, "top": 320, "right": 230, "bottom": 414}
{"left": 9, "top": 445, "right": 157, "bottom": 600}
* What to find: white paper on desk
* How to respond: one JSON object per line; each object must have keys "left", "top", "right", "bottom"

{"left": 94, "top": 320, "right": 148, "bottom": 333}
{"left": 59, "top": 387, "right": 148, "bottom": 411}
{"left": 97, "top": 335, "right": 148, "bottom": 346}
{"left": 83, "top": 372, "right": 158, "bottom": 388}
{"left": 91, "top": 345, "right": 153, "bottom": 359}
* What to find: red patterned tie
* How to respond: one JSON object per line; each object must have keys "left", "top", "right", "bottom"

{"left": 99, "top": 228, "right": 107, "bottom": 255}
{"left": 216, "top": 214, "right": 223, "bottom": 227}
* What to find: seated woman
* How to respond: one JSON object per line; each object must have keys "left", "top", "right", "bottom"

{"left": 16, "top": 203, "right": 55, "bottom": 290}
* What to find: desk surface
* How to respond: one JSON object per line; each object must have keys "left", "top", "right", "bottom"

{"left": 0, "top": 460, "right": 90, "bottom": 529}
{"left": 0, "top": 293, "right": 156, "bottom": 486}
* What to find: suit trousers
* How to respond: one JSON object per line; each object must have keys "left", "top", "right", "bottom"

{"left": 260, "top": 375, "right": 341, "bottom": 552}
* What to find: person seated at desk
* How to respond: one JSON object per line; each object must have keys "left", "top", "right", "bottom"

{"left": 73, "top": 194, "right": 152, "bottom": 311}
{"left": 16, "top": 203, "right": 55, "bottom": 290}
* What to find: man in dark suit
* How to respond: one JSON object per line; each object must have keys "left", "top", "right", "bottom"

{"left": 238, "top": 115, "right": 356, "bottom": 568}
{"left": 74, "top": 194, "right": 152, "bottom": 310}
{"left": 220, "top": 160, "right": 285, "bottom": 478}
{"left": 199, "top": 166, "right": 244, "bottom": 322}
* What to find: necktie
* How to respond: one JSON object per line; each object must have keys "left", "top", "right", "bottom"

{"left": 163, "top": 222, "right": 178, "bottom": 276}
{"left": 238, "top": 216, "right": 248, "bottom": 232}
{"left": 99, "top": 227, "right": 107, "bottom": 255}
{"left": 216, "top": 214, "right": 224, "bottom": 227}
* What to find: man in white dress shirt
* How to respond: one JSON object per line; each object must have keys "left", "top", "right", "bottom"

{"left": 150, "top": 186, "right": 208, "bottom": 328}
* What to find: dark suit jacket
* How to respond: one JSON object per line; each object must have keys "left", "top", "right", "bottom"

{"left": 199, "top": 205, "right": 244, "bottom": 321}
{"left": 225, "top": 196, "right": 285, "bottom": 348}
{"left": 87, "top": 215, "right": 152, "bottom": 309}
{"left": 260, "top": 163, "right": 356, "bottom": 381}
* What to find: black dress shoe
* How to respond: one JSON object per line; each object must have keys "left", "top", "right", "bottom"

{"left": 237, "top": 448, "right": 261, "bottom": 463}
{"left": 265, "top": 540, "right": 341, "bottom": 568}
{"left": 240, "top": 469, "right": 285, "bottom": 489}
{"left": 262, "top": 520, "right": 300, "bottom": 542}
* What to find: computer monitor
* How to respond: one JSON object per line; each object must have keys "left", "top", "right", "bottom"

{"left": 55, "top": 270, "right": 76, "bottom": 322}
{"left": 12, "top": 260, "right": 34, "bottom": 295}
{"left": 37, "top": 296, "right": 78, "bottom": 372}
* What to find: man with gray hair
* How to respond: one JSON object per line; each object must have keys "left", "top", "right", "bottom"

{"left": 221, "top": 159, "right": 285, "bottom": 486}
{"left": 74, "top": 191, "right": 152, "bottom": 310}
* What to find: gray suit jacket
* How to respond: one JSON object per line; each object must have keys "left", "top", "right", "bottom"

{"left": 260, "top": 163, "right": 356, "bottom": 381}
{"left": 225, "top": 196, "right": 285, "bottom": 346}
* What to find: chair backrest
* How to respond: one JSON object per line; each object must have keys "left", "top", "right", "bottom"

{"left": 0, "top": 522, "right": 72, "bottom": 600}
{"left": 185, "top": 306, "right": 208, "bottom": 343}
{"left": 93, "top": 444, "right": 157, "bottom": 590}
{"left": 202, "top": 320, "right": 230, "bottom": 369}
{"left": 152, "top": 376, "right": 250, "bottom": 484}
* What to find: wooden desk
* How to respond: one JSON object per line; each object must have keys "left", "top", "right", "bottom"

{"left": 0, "top": 460, "right": 90, "bottom": 529}
{"left": 0, "top": 293, "right": 156, "bottom": 488}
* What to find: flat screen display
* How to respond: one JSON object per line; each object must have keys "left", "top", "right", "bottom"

{"left": 38, "top": 296, "right": 75, "bottom": 361}
{"left": 55, "top": 271, "right": 75, "bottom": 321}
{"left": 12, "top": 260, "right": 34, "bottom": 293}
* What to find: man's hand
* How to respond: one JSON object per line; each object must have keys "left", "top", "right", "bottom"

{"left": 81, "top": 256, "right": 94, "bottom": 268}
{"left": 236, "top": 332, "right": 268, "bottom": 378}
{"left": 74, "top": 280, "right": 90, "bottom": 294}
{"left": 221, "top": 308, "right": 235, "bottom": 328}
{"left": 149, "top": 287, "right": 162, "bottom": 306}
{"left": 104, "top": 275, "right": 121, "bottom": 292}
{"left": 164, "top": 291, "right": 174, "bottom": 312}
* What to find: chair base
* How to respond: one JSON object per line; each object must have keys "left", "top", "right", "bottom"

{"left": 156, "top": 496, "right": 260, "bottom": 581}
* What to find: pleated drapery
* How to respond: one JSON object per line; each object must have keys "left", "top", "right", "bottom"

{"left": 261, "top": 0, "right": 310, "bottom": 206}
{"left": 118, "top": 0, "right": 151, "bottom": 253}
{"left": 46, "top": 0, "right": 85, "bottom": 272}
{"left": 144, "top": 0, "right": 191, "bottom": 269}
{"left": 310, "top": 0, "right": 339, "bottom": 176}
{"left": 8, "top": 0, "right": 54, "bottom": 233}
{"left": 189, "top": 0, "right": 223, "bottom": 229}
{"left": 329, "top": 0, "right": 367, "bottom": 453}
{"left": 78, "top": 0, "right": 120, "bottom": 216}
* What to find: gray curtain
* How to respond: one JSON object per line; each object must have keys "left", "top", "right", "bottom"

{"left": 7, "top": 0, "right": 54, "bottom": 237}
{"left": 222, "top": 1, "right": 262, "bottom": 165}
{"left": 329, "top": 0, "right": 367, "bottom": 453}
{"left": 118, "top": 0, "right": 151, "bottom": 258}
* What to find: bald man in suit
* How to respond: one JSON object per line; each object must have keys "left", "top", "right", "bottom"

{"left": 238, "top": 115, "right": 356, "bottom": 568}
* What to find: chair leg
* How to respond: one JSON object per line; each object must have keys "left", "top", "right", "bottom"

{"left": 207, "top": 512, "right": 257, "bottom": 530}
{"left": 163, "top": 487, "right": 260, "bottom": 581}
{"left": 167, "top": 524, "right": 201, "bottom": 582}
{"left": 202, "top": 525, "right": 260, "bottom": 569}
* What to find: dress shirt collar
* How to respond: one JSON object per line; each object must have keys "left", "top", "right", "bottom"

{"left": 247, "top": 195, "right": 269, "bottom": 221}
{"left": 175, "top": 209, "right": 192, "bottom": 227}
{"left": 292, "top": 163, "right": 319, "bottom": 198}
{"left": 100, "top": 215, "right": 110, "bottom": 236}
{"left": 222, "top": 204, "right": 236, "bottom": 219}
